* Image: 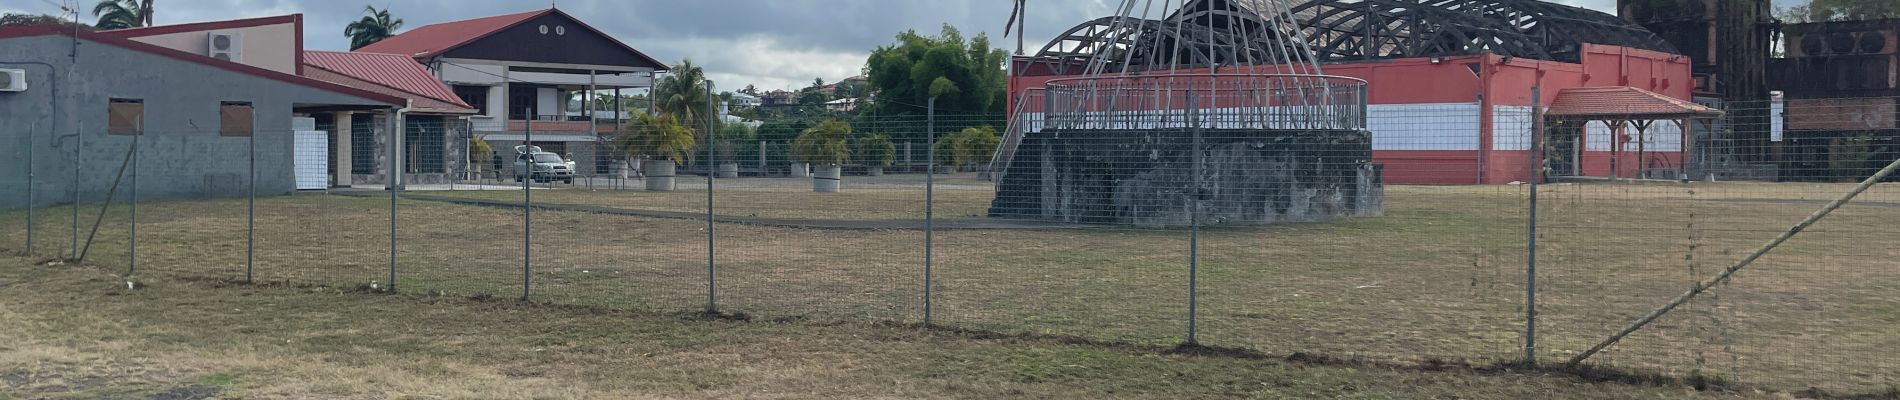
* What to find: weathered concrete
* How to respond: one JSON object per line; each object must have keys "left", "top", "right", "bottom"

{"left": 989, "top": 128, "right": 1384, "bottom": 227}
{"left": 0, "top": 34, "right": 392, "bottom": 209}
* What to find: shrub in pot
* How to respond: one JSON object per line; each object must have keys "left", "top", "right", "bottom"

{"left": 615, "top": 114, "right": 695, "bottom": 191}
{"left": 855, "top": 132, "right": 896, "bottom": 177}
{"left": 714, "top": 123, "right": 753, "bottom": 178}
{"left": 794, "top": 119, "right": 855, "bottom": 192}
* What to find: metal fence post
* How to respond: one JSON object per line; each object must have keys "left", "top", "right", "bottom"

{"left": 128, "top": 133, "right": 138, "bottom": 276}
{"left": 705, "top": 80, "right": 718, "bottom": 314}
{"left": 758, "top": 140, "right": 766, "bottom": 177}
{"left": 1525, "top": 86, "right": 1541, "bottom": 364}
{"left": 246, "top": 125, "right": 255, "bottom": 283}
{"left": 522, "top": 105, "right": 533, "bottom": 300}
{"left": 24, "top": 121, "right": 34, "bottom": 255}
{"left": 1186, "top": 89, "right": 1200, "bottom": 345}
{"left": 924, "top": 97, "right": 936, "bottom": 326}
{"left": 388, "top": 110, "right": 400, "bottom": 291}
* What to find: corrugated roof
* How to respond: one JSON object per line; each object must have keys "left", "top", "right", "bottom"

{"left": 355, "top": 9, "right": 544, "bottom": 58}
{"left": 1546, "top": 86, "right": 1723, "bottom": 120}
{"left": 302, "top": 50, "right": 472, "bottom": 110}
{"left": 300, "top": 67, "right": 474, "bottom": 114}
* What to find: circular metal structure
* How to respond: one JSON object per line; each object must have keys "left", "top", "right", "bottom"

{"left": 1043, "top": 74, "right": 1368, "bottom": 131}
{"left": 1289, "top": 0, "right": 1678, "bottom": 62}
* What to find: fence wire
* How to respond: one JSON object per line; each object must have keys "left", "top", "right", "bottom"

{"left": 3, "top": 92, "right": 1896, "bottom": 395}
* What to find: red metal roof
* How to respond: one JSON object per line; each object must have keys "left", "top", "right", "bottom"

{"left": 355, "top": 8, "right": 667, "bottom": 71}
{"left": 1546, "top": 86, "right": 1723, "bottom": 120}
{"left": 355, "top": 9, "right": 543, "bottom": 58}
{"left": 301, "top": 67, "right": 473, "bottom": 114}
{"left": 302, "top": 50, "right": 472, "bottom": 110}
{"left": 0, "top": 24, "right": 402, "bottom": 106}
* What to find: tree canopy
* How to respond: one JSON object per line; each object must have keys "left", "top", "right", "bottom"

{"left": 864, "top": 25, "right": 1009, "bottom": 117}
{"left": 345, "top": 5, "right": 404, "bottom": 50}
{"left": 0, "top": 13, "right": 92, "bottom": 30}
{"left": 653, "top": 59, "right": 714, "bottom": 133}
{"left": 1779, "top": 0, "right": 1900, "bottom": 22}
{"left": 91, "top": 0, "right": 151, "bottom": 30}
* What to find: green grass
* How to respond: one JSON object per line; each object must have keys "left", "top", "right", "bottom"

{"left": 0, "top": 255, "right": 1771, "bottom": 399}
{"left": 2, "top": 178, "right": 1897, "bottom": 395}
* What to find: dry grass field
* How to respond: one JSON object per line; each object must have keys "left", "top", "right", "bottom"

{"left": 2, "top": 175, "right": 1896, "bottom": 396}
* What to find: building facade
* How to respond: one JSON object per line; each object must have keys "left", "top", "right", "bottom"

{"left": 0, "top": 26, "right": 399, "bottom": 208}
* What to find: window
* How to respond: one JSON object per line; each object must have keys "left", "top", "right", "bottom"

{"left": 351, "top": 115, "right": 375, "bottom": 175}
{"left": 108, "top": 99, "right": 143, "bottom": 135}
{"left": 405, "top": 115, "right": 446, "bottom": 174}
{"left": 220, "top": 102, "right": 253, "bottom": 136}
{"left": 452, "top": 85, "right": 490, "bottom": 115}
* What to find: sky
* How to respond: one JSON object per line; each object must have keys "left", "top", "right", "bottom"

{"left": 5, "top": 0, "right": 1621, "bottom": 92}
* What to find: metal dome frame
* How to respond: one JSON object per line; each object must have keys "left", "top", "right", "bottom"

{"left": 1290, "top": 0, "right": 1677, "bottom": 62}
{"left": 1028, "top": 0, "right": 1682, "bottom": 72}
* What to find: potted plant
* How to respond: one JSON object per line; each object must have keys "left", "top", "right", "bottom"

{"left": 468, "top": 135, "right": 493, "bottom": 179}
{"left": 855, "top": 132, "right": 896, "bottom": 176}
{"left": 615, "top": 113, "right": 695, "bottom": 191}
{"left": 793, "top": 118, "right": 854, "bottom": 192}
{"left": 714, "top": 123, "right": 753, "bottom": 178}
{"left": 934, "top": 126, "right": 997, "bottom": 175}
{"left": 757, "top": 120, "right": 808, "bottom": 177}
{"left": 955, "top": 126, "right": 1001, "bottom": 179}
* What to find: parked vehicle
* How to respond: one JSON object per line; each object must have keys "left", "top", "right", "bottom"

{"left": 512, "top": 145, "right": 576, "bottom": 183}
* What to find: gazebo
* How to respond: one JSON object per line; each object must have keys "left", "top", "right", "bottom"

{"left": 1544, "top": 86, "right": 1724, "bottom": 181}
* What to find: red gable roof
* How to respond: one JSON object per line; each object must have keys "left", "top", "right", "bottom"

{"left": 356, "top": 8, "right": 667, "bottom": 71}
{"left": 356, "top": 9, "right": 542, "bottom": 58}
{"left": 303, "top": 50, "right": 472, "bottom": 111}
{"left": 1546, "top": 86, "right": 1724, "bottom": 120}
{"left": 0, "top": 24, "right": 402, "bottom": 106}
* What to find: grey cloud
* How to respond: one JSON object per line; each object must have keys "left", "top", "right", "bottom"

{"left": 10, "top": 0, "right": 1616, "bottom": 91}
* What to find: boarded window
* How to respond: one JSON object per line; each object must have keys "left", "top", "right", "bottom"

{"left": 108, "top": 99, "right": 143, "bottom": 135}
{"left": 220, "top": 102, "right": 254, "bottom": 137}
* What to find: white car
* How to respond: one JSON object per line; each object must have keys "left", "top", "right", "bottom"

{"left": 511, "top": 145, "right": 577, "bottom": 184}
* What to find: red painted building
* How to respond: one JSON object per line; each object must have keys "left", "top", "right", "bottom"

{"left": 1008, "top": 0, "right": 1698, "bottom": 184}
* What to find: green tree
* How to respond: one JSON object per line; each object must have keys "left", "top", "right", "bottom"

{"left": 1779, "top": 0, "right": 1900, "bottom": 22}
{"left": 653, "top": 59, "right": 714, "bottom": 134}
{"left": 616, "top": 113, "right": 696, "bottom": 165}
{"left": 1, "top": 13, "right": 92, "bottom": 29}
{"left": 935, "top": 126, "right": 1000, "bottom": 167}
{"left": 854, "top": 133, "right": 897, "bottom": 167}
{"left": 864, "top": 25, "right": 1009, "bottom": 118}
{"left": 713, "top": 123, "right": 754, "bottom": 162}
{"left": 793, "top": 119, "right": 855, "bottom": 165}
{"left": 91, "top": 0, "right": 151, "bottom": 30}
{"left": 345, "top": 5, "right": 404, "bottom": 50}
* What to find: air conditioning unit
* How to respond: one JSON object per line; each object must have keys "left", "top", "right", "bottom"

{"left": 1794, "top": 30, "right": 1897, "bottom": 57}
{"left": 0, "top": 68, "right": 24, "bottom": 93}
{"left": 207, "top": 31, "right": 243, "bottom": 62}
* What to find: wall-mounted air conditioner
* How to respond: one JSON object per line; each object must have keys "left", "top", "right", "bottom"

{"left": 208, "top": 31, "right": 243, "bottom": 62}
{"left": 0, "top": 68, "right": 24, "bottom": 93}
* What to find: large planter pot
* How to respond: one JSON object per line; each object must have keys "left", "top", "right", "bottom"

{"left": 716, "top": 163, "right": 740, "bottom": 178}
{"left": 644, "top": 159, "right": 677, "bottom": 191}
{"left": 613, "top": 160, "right": 631, "bottom": 179}
{"left": 866, "top": 166, "right": 885, "bottom": 177}
{"left": 789, "top": 162, "right": 811, "bottom": 178}
{"left": 813, "top": 164, "right": 842, "bottom": 193}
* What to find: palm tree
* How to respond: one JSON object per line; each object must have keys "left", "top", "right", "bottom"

{"left": 91, "top": 0, "right": 151, "bottom": 30}
{"left": 651, "top": 59, "right": 712, "bottom": 133}
{"left": 345, "top": 5, "right": 404, "bottom": 50}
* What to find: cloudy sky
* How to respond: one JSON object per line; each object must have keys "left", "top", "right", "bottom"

{"left": 6, "top": 0, "right": 1620, "bottom": 91}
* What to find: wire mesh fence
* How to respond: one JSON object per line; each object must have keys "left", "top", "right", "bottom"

{"left": 2, "top": 92, "right": 1896, "bottom": 395}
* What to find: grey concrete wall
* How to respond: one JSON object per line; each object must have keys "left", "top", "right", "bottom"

{"left": 0, "top": 35, "right": 390, "bottom": 209}
{"left": 989, "top": 129, "right": 1385, "bottom": 227}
